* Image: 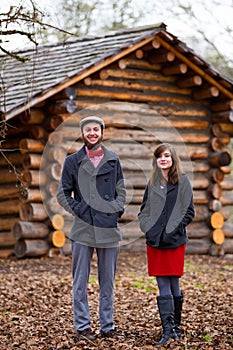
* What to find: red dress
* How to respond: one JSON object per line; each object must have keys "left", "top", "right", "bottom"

{"left": 146, "top": 243, "right": 186, "bottom": 276}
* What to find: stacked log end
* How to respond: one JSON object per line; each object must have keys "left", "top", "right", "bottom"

{"left": 42, "top": 128, "right": 71, "bottom": 256}
{"left": 3, "top": 108, "right": 67, "bottom": 258}
{"left": 0, "top": 119, "right": 25, "bottom": 258}
{"left": 9, "top": 110, "right": 47, "bottom": 258}
{"left": 207, "top": 108, "right": 233, "bottom": 256}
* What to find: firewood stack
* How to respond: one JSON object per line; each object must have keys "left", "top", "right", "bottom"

{"left": 208, "top": 105, "right": 233, "bottom": 255}
{"left": 0, "top": 120, "right": 26, "bottom": 258}
{"left": 10, "top": 109, "right": 49, "bottom": 258}
{"left": 0, "top": 108, "right": 66, "bottom": 258}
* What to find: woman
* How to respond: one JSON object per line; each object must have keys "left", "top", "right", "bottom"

{"left": 138, "top": 143, "right": 195, "bottom": 346}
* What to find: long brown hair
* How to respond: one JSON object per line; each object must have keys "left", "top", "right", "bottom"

{"left": 149, "top": 143, "right": 182, "bottom": 186}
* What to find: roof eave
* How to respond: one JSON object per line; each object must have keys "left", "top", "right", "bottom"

{"left": 4, "top": 25, "right": 233, "bottom": 120}
{"left": 4, "top": 28, "right": 163, "bottom": 121}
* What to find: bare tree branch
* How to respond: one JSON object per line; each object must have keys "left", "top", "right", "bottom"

{"left": 0, "top": 45, "right": 30, "bottom": 62}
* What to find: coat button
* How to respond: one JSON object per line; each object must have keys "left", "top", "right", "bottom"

{"left": 104, "top": 194, "right": 110, "bottom": 200}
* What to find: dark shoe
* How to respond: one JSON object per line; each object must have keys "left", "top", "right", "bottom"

{"left": 78, "top": 328, "right": 96, "bottom": 341}
{"left": 101, "top": 329, "right": 124, "bottom": 340}
{"left": 173, "top": 292, "right": 184, "bottom": 338}
{"left": 155, "top": 295, "right": 178, "bottom": 346}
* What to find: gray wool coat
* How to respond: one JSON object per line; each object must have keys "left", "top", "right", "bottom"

{"left": 138, "top": 174, "right": 195, "bottom": 249}
{"left": 57, "top": 145, "right": 126, "bottom": 247}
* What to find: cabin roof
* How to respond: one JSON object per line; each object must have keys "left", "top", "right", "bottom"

{"left": 1, "top": 23, "right": 233, "bottom": 120}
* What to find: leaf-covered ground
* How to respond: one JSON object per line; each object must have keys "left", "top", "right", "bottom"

{"left": 0, "top": 252, "right": 232, "bottom": 350}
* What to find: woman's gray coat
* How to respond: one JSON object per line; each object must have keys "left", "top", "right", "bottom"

{"left": 138, "top": 174, "right": 195, "bottom": 249}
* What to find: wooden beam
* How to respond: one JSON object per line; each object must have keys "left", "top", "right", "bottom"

{"left": 177, "top": 75, "right": 202, "bottom": 88}
{"left": 211, "top": 110, "right": 233, "bottom": 123}
{"left": 14, "top": 239, "right": 50, "bottom": 258}
{"left": 13, "top": 221, "right": 49, "bottom": 239}
{"left": 219, "top": 123, "right": 233, "bottom": 136}
{"left": 155, "top": 34, "right": 233, "bottom": 99}
{"left": 118, "top": 58, "right": 161, "bottom": 71}
{"left": 211, "top": 100, "right": 233, "bottom": 112}
{"left": 20, "top": 109, "right": 45, "bottom": 125}
{"left": 75, "top": 86, "right": 203, "bottom": 106}
{"left": 163, "top": 63, "right": 188, "bottom": 75}
{"left": 193, "top": 86, "right": 219, "bottom": 100}
{"left": 19, "top": 138, "right": 45, "bottom": 154}
{"left": 99, "top": 68, "right": 174, "bottom": 82}
{"left": 209, "top": 151, "right": 231, "bottom": 167}
{"left": 84, "top": 77, "right": 191, "bottom": 95}
{"left": 149, "top": 51, "right": 175, "bottom": 64}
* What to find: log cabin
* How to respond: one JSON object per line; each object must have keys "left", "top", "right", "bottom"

{"left": 0, "top": 23, "right": 233, "bottom": 258}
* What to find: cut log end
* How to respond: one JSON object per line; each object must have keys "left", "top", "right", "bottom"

{"left": 50, "top": 230, "right": 66, "bottom": 248}
{"left": 210, "top": 211, "right": 224, "bottom": 229}
{"left": 212, "top": 228, "right": 225, "bottom": 245}
{"left": 209, "top": 151, "right": 232, "bottom": 167}
{"left": 51, "top": 214, "right": 65, "bottom": 230}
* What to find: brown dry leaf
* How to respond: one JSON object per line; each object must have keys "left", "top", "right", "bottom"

{"left": 0, "top": 252, "right": 232, "bottom": 349}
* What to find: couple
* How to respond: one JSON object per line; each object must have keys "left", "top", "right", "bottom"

{"left": 57, "top": 116, "right": 195, "bottom": 346}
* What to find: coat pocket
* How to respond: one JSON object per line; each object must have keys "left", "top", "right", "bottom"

{"left": 145, "top": 225, "right": 163, "bottom": 246}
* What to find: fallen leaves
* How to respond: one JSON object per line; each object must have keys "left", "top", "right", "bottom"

{"left": 0, "top": 252, "right": 232, "bottom": 349}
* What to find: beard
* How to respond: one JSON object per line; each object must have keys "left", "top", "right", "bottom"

{"left": 83, "top": 134, "right": 103, "bottom": 150}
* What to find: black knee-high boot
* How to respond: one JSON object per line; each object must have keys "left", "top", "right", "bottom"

{"left": 173, "top": 292, "right": 184, "bottom": 338}
{"left": 156, "top": 295, "right": 178, "bottom": 346}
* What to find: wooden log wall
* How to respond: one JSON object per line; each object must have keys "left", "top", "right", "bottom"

{"left": 0, "top": 120, "right": 26, "bottom": 258}
{"left": 208, "top": 102, "right": 233, "bottom": 255}
{"left": 44, "top": 46, "right": 233, "bottom": 256}
{"left": 0, "top": 109, "right": 68, "bottom": 258}
{"left": 1, "top": 42, "right": 233, "bottom": 258}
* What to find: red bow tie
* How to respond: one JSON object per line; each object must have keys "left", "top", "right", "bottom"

{"left": 88, "top": 148, "right": 104, "bottom": 158}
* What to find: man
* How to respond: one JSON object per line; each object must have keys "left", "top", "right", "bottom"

{"left": 57, "top": 116, "right": 126, "bottom": 341}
